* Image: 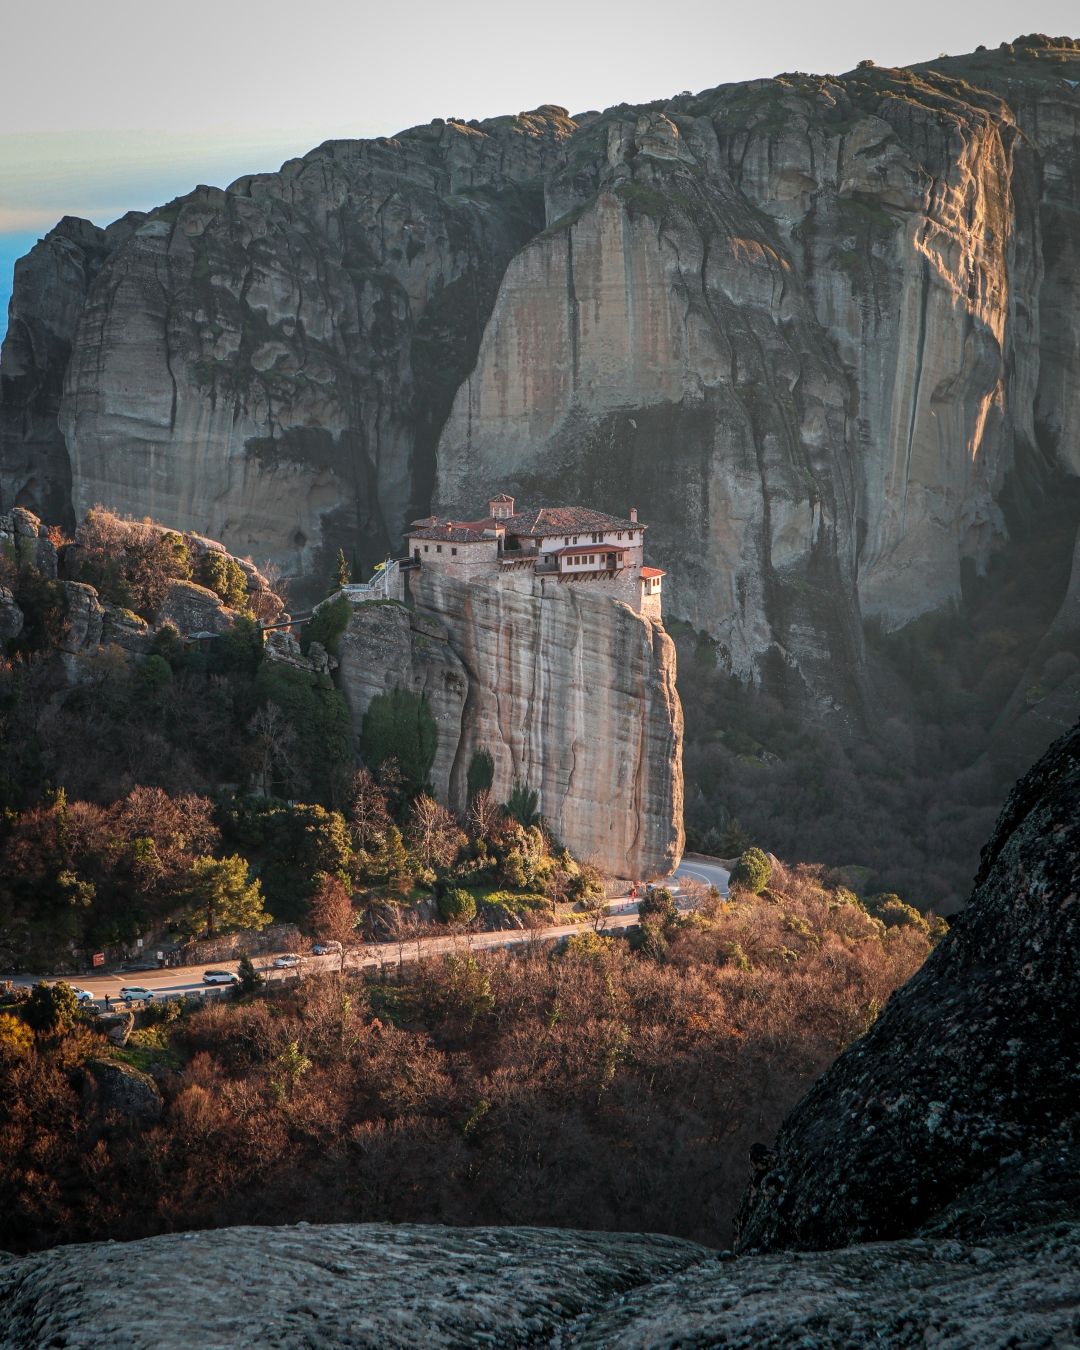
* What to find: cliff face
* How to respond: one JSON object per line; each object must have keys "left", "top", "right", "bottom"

{"left": 2, "top": 112, "right": 573, "bottom": 588}
{"left": 336, "top": 572, "right": 684, "bottom": 878}
{"left": 3, "top": 41, "right": 1079, "bottom": 705}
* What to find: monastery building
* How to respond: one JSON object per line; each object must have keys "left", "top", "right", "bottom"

{"left": 405, "top": 496, "right": 665, "bottom": 619}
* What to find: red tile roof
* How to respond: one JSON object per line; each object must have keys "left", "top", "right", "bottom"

{"left": 640, "top": 566, "right": 666, "bottom": 579}
{"left": 409, "top": 524, "right": 497, "bottom": 543}
{"left": 503, "top": 506, "right": 643, "bottom": 537}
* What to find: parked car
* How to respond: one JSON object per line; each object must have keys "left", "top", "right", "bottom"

{"left": 311, "top": 941, "right": 342, "bottom": 956}
{"left": 67, "top": 986, "right": 96, "bottom": 1005}
{"left": 272, "top": 954, "right": 301, "bottom": 969}
{"left": 202, "top": 970, "right": 240, "bottom": 985}
{"left": 118, "top": 986, "right": 155, "bottom": 1001}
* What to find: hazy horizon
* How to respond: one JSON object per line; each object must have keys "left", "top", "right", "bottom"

{"left": 3, "top": 0, "right": 1078, "bottom": 338}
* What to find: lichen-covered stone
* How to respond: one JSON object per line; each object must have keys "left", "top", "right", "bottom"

{"left": 156, "top": 579, "right": 235, "bottom": 636}
{"left": 59, "top": 581, "right": 103, "bottom": 654}
{"left": 0, "top": 586, "right": 23, "bottom": 647}
{"left": 0, "top": 1224, "right": 707, "bottom": 1348}
{"left": 81, "top": 1058, "right": 162, "bottom": 1125}
{"left": 735, "top": 717, "right": 1080, "bottom": 1253}
{"left": 0, "top": 1220, "right": 1076, "bottom": 1348}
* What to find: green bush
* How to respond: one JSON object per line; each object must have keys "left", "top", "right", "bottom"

{"left": 505, "top": 781, "right": 540, "bottom": 827}
{"left": 361, "top": 687, "right": 437, "bottom": 791}
{"left": 438, "top": 887, "right": 477, "bottom": 925}
{"left": 729, "top": 847, "right": 772, "bottom": 895}
{"left": 466, "top": 748, "right": 494, "bottom": 799}
{"left": 867, "top": 893, "right": 930, "bottom": 935}
{"left": 198, "top": 551, "right": 249, "bottom": 610}
{"left": 639, "top": 886, "right": 679, "bottom": 928}
{"left": 254, "top": 663, "right": 354, "bottom": 802}
{"left": 22, "top": 981, "right": 79, "bottom": 1034}
{"left": 302, "top": 593, "right": 350, "bottom": 656}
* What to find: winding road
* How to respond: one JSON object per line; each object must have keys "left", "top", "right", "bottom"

{"left": 9, "top": 858, "right": 730, "bottom": 1009}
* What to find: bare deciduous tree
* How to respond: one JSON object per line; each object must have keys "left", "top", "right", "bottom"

{"left": 406, "top": 793, "right": 462, "bottom": 870}
{"left": 349, "top": 767, "right": 390, "bottom": 851}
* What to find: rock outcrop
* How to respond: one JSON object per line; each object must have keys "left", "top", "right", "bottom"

{"left": 81, "top": 1058, "right": 162, "bottom": 1126}
{"left": 3, "top": 41, "right": 1079, "bottom": 711}
{"left": 0, "top": 1217, "right": 1076, "bottom": 1347}
{"left": 736, "top": 717, "right": 1080, "bottom": 1252}
{"left": 336, "top": 572, "right": 683, "bottom": 879}
{"left": 0, "top": 508, "right": 57, "bottom": 577}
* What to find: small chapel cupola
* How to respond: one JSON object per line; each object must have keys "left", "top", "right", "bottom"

{"left": 488, "top": 493, "right": 516, "bottom": 519}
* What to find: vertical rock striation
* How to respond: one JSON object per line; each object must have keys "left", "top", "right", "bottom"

{"left": 335, "top": 572, "right": 684, "bottom": 879}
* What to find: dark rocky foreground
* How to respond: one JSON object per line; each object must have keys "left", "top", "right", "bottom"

{"left": 1, "top": 1220, "right": 1077, "bottom": 1349}
{"left": 1, "top": 723, "right": 1078, "bottom": 1343}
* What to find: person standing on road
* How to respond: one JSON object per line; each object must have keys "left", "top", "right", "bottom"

{"left": 104, "top": 994, "right": 110, "bottom": 1011}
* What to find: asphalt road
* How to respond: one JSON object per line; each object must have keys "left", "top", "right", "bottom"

{"left": 673, "top": 855, "right": 731, "bottom": 895}
{"left": 12, "top": 860, "right": 730, "bottom": 1009}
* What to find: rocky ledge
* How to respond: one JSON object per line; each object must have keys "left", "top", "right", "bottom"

{"left": 0, "top": 1219, "right": 1076, "bottom": 1348}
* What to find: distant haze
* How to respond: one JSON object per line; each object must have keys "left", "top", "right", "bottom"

{"left": 3, "top": 0, "right": 1077, "bottom": 336}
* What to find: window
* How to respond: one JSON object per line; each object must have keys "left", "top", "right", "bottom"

{"left": 564, "top": 536, "right": 570, "bottom": 545}
{"left": 436, "top": 545, "right": 442, "bottom": 553}
{"left": 572, "top": 536, "right": 578, "bottom": 544}
{"left": 617, "top": 531, "right": 623, "bottom": 540}
{"left": 451, "top": 547, "right": 458, "bottom": 556}
{"left": 424, "top": 545, "right": 430, "bottom": 553}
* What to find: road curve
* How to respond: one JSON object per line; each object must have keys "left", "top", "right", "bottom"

{"left": 11, "top": 858, "right": 731, "bottom": 1009}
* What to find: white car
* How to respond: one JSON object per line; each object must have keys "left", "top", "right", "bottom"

{"left": 67, "top": 986, "right": 96, "bottom": 1005}
{"left": 311, "top": 941, "right": 342, "bottom": 956}
{"left": 202, "top": 970, "right": 240, "bottom": 985}
{"left": 118, "top": 986, "right": 155, "bottom": 1001}
{"left": 272, "top": 954, "right": 301, "bottom": 969}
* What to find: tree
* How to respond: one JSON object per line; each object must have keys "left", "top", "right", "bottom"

{"left": 237, "top": 953, "right": 263, "bottom": 994}
{"left": 466, "top": 749, "right": 494, "bottom": 800}
{"left": 467, "top": 789, "right": 502, "bottom": 844}
{"left": 198, "top": 551, "right": 249, "bottom": 610}
{"left": 407, "top": 793, "right": 462, "bottom": 870}
{"left": 505, "top": 781, "right": 540, "bottom": 828}
{"left": 438, "top": 886, "right": 476, "bottom": 925}
{"left": 270, "top": 1039, "right": 310, "bottom": 1101}
{"left": 180, "top": 855, "right": 270, "bottom": 937}
{"left": 301, "top": 593, "right": 350, "bottom": 657}
{"left": 361, "top": 687, "right": 437, "bottom": 791}
{"left": 349, "top": 766, "right": 390, "bottom": 851}
{"left": 720, "top": 818, "right": 752, "bottom": 857}
{"left": 22, "top": 981, "right": 79, "bottom": 1034}
{"left": 309, "top": 871, "right": 356, "bottom": 961}
{"left": 379, "top": 825, "right": 412, "bottom": 894}
{"left": 579, "top": 887, "right": 610, "bottom": 932}
{"left": 868, "top": 893, "right": 930, "bottom": 935}
{"left": 729, "top": 846, "right": 772, "bottom": 895}
{"left": 334, "top": 549, "right": 352, "bottom": 588}
{"left": 639, "top": 886, "right": 679, "bottom": 929}
{"left": 0, "top": 1012, "right": 34, "bottom": 1056}
{"left": 248, "top": 701, "right": 298, "bottom": 795}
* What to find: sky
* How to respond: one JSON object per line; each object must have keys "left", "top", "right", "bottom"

{"left": 3, "top": 0, "right": 1078, "bottom": 338}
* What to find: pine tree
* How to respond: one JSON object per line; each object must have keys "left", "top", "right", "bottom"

{"left": 381, "top": 825, "right": 412, "bottom": 894}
